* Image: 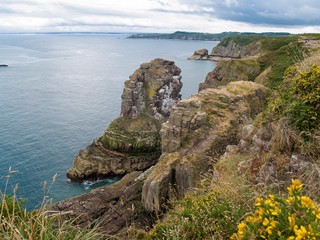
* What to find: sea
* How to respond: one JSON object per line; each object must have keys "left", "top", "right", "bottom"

{"left": 0, "top": 33, "right": 217, "bottom": 209}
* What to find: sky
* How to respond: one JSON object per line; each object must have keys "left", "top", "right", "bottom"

{"left": 1, "top": 0, "right": 320, "bottom": 33}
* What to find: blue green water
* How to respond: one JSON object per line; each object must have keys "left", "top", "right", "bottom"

{"left": 0, "top": 34, "right": 217, "bottom": 209}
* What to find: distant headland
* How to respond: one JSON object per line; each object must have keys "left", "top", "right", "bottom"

{"left": 128, "top": 31, "right": 291, "bottom": 41}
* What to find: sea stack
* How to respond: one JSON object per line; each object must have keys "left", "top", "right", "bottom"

{"left": 67, "top": 58, "right": 183, "bottom": 181}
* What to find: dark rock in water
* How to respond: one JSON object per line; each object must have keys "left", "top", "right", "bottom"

{"left": 188, "top": 48, "right": 209, "bottom": 60}
{"left": 0, "top": 64, "right": 8, "bottom": 67}
{"left": 67, "top": 58, "right": 183, "bottom": 182}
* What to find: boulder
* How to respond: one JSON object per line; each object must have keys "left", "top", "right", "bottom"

{"left": 142, "top": 81, "right": 271, "bottom": 212}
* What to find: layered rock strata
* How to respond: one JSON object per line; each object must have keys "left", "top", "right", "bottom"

{"left": 141, "top": 81, "right": 270, "bottom": 212}
{"left": 53, "top": 171, "right": 152, "bottom": 237}
{"left": 67, "top": 58, "right": 182, "bottom": 181}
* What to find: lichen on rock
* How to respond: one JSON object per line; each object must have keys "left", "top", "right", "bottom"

{"left": 142, "top": 81, "right": 270, "bottom": 212}
{"left": 121, "top": 58, "right": 182, "bottom": 120}
{"left": 67, "top": 58, "right": 183, "bottom": 182}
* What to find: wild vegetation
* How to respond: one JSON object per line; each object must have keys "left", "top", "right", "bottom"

{"left": 0, "top": 170, "right": 101, "bottom": 239}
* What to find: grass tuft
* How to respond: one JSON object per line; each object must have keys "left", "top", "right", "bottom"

{"left": 0, "top": 168, "right": 102, "bottom": 240}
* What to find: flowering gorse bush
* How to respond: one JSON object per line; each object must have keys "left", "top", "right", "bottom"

{"left": 147, "top": 190, "right": 248, "bottom": 240}
{"left": 269, "top": 64, "right": 320, "bottom": 135}
{"left": 231, "top": 179, "right": 320, "bottom": 240}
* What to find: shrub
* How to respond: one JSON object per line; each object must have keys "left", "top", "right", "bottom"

{"left": 231, "top": 179, "right": 320, "bottom": 240}
{"left": 147, "top": 191, "right": 248, "bottom": 240}
{"left": 268, "top": 64, "right": 320, "bottom": 136}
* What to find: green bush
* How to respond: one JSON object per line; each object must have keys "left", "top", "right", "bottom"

{"left": 231, "top": 179, "right": 320, "bottom": 240}
{"left": 269, "top": 64, "right": 320, "bottom": 136}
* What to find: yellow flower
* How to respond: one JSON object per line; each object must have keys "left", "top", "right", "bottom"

{"left": 266, "top": 226, "right": 273, "bottom": 235}
{"left": 257, "top": 208, "right": 265, "bottom": 217}
{"left": 288, "top": 214, "right": 296, "bottom": 229}
{"left": 264, "top": 199, "right": 275, "bottom": 207}
{"left": 287, "top": 179, "right": 303, "bottom": 195}
{"left": 237, "top": 222, "right": 246, "bottom": 236}
{"left": 300, "top": 196, "right": 316, "bottom": 209}
{"left": 270, "top": 220, "right": 277, "bottom": 228}
{"left": 263, "top": 218, "right": 269, "bottom": 226}
{"left": 256, "top": 197, "right": 264, "bottom": 207}
{"left": 294, "top": 225, "right": 308, "bottom": 240}
{"left": 286, "top": 196, "right": 295, "bottom": 204}
{"left": 316, "top": 209, "right": 320, "bottom": 219}
{"left": 271, "top": 207, "right": 281, "bottom": 216}
{"left": 269, "top": 194, "right": 275, "bottom": 200}
{"left": 245, "top": 216, "right": 254, "bottom": 223}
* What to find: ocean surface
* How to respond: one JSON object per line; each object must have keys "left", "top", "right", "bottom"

{"left": 0, "top": 33, "right": 217, "bottom": 209}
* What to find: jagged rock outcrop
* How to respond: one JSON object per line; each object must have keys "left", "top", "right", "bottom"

{"left": 141, "top": 81, "right": 270, "bottom": 212}
{"left": 67, "top": 59, "right": 182, "bottom": 181}
{"left": 121, "top": 58, "right": 182, "bottom": 120}
{"left": 209, "top": 38, "right": 261, "bottom": 60}
{"left": 188, "top": 48, "right": 209, "bottom": 60}
{"left": 53, "top": 171, "right": 153, "bottom": 237}
{"left": 199, "top": 58, "right": 261, "bottom": 91}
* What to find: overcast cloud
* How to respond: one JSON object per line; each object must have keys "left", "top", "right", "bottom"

{"left": 0, "top": 0, "right": 320, "bottom": 33}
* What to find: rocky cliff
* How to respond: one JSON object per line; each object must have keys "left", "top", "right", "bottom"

{"left": 56, "top": 35, "right": 317, "bottom": 239}
{"left": 67, "top": 58, "right": 182, "bottom": 181}
{"left": 200, "top": 35, "right": 305, "bottom": 90}
{"left": 199, "top": 58, "right": 261, "bottom": 90}
{"left": 54, "top": 80, "right": 270, "bottom": 237}
{"left": 142, "top": 81, "right": 270, "bottom": 212}
{"left": 209, "top": 36, "right": 262, "bottom": 60}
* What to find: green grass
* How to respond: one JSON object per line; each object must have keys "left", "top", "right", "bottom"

{"left": 219, "top": 35, "right": 266, "bottom": 47}
{"left": 258, "top": 38, "right": 304, "bottom": 88}
{"left": 0, "top": 170, "right": 102, "bottom": 240}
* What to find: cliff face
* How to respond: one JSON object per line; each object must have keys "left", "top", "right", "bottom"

{"left": 55, "top": 81, "right": 270, "bottom": 237}
{"left": 142, "top": 81, "right": 270, "bottom": 212}
{"left": 210, "top": 37, "right": 261, "bottom": 60}
{"left": 200, "top": 35, "right": 304, "bottom": 90}
{"left": 199, "top": 59, "right": 261, "bottom": 91}
{"left": 67, "top": 58, "right": 182, "bottom": 181}
{"left": 121, "top": 58, "right": 182, "bottom": 120}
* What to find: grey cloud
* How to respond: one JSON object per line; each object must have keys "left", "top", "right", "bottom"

{"left": 177, "top": 0, "right": 320, "bottom": 26}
